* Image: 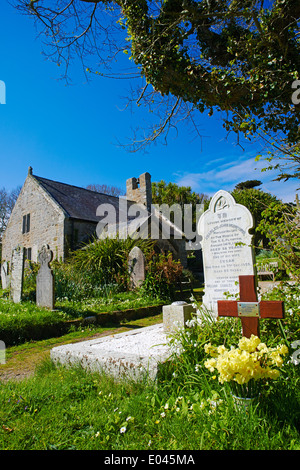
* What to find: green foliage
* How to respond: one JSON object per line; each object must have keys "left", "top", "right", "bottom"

{"left": 141, "top": 251, "right": 183, "bottom": 300}
{"left": 53, "top": 261, "right": 120, "bottom": 302}
{"left": 54, "top": 237, "right": 154, "bottom": 300}
{"left": 255, "top": 134, "right": 300, "bottom": 186}
{"left": 22, "top": 261, "right": 39, "bottom": 301}
{"left": 22, "top": 0, "right": 300, "bottom": 147}
{"left": 152, "top": 180, "right": 208, "bottom": 208}
{"left": 232, "top": 187, "right": 280, "bottom": 248}
{"left": 0, "top": 299, "right": 67, "bottom": 346}
{"left": 260, "top": 282, "right": 300, "bottom": 346}
{"left": 234, "top": 180, "right": 262, "bottom": 190}
{"left": 258, "top": 199, "right": 300, "bottom": 282}
{"left": 152, "top": 180, "right": 209, "bottom": 231}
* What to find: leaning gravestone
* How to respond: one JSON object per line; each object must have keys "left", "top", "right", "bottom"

{"left": 10, "top": 246, "right": 25, "bottom": 303}
{"left": 36, "top": 244, "right": 55, "bottom": 310}
{"left": 198, "top": 190, "right": 254, "bottom": 317}
{"left": 1, "top": 261, "right": 10, "bottom": 290}
{"left": 128, "top": 246, "right": 146, "bottom": 289}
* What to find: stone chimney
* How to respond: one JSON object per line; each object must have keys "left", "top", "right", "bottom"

{"left": 126, "top": 172, "right": 152, "bottom": 212}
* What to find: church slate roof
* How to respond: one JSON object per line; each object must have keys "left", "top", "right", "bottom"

{"left": 33, "top": 175, "right": 127, "bottom": 223}
{"left": 32, "top": 173, "right": 185, "bottom": 238}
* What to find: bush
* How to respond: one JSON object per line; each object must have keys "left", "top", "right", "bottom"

{"left": 53, "top": 261, "right": 121, "bottom": 302}
{"left": 0, "top": 299, "right": 67, "bottom": 346}
{"left": 258, "top": 200, "right": 300, "bottom": 282}
{"left": 69, "top": 236, "right": 153, "bottom": 293}
{"left": 260, "top": 281, "right": 300, "bottom": 345}
{"left": 141, "top": 252, "right": 183, "bottom": 300}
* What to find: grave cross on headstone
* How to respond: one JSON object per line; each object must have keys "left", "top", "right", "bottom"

{"left": 36, "top": 244, "right": 55, "bottom": 310}
{"left": 217, "top": 275, "right": 285, "bottom": 338}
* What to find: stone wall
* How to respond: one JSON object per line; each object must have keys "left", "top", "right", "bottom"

{"left": 64, "top": 218, "right": 97, "bottom": 254}
{"left": 126, "top": 172, "right": 152, "bottom": 212}
{"left": 1, "top": 174, "right": 65, "bottom": 264}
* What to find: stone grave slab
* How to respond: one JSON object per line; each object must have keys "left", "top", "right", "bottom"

{"left": 198, "top": 190, "right": 254, "bottom": 317}
{"left": 163, "top": 301, "right": 196, "bottom": 334}
{"left": 51, "top": 324, "right": 171, "bottom": 381}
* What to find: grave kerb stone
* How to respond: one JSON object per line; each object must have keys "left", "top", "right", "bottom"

{"left": 163, "top": 301, "right": 196, "bottom": 334}
{"left": 51, "top": 324, "right": 170, "bottom": 381}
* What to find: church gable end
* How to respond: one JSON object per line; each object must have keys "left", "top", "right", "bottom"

{"left": 2, "top": 169, "right": 66, "bottom": 264}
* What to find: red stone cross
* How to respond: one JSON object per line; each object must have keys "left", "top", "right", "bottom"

{"left": 217, "top": 275, "right": 285, "bottom": 338}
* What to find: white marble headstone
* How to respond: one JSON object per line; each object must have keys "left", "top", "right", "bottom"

{"left": 198, "top": 190, "right": 254, "bottom": 316}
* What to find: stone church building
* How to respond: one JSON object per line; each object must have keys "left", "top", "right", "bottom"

{"left": 1, "top": 167, "right": 187, "bottom": 268}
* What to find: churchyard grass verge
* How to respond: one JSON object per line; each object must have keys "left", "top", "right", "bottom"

{"left": 0, "top": 278, "right": 298, "bottom": 449}
{"left": 0, "top": 287, "right": 299, "bottom": 450}
{"left": 0, "top": 290, "right": 164, "bottom": 346}
{"left": 0, "top": 335, "right": 299, "bottom": 450}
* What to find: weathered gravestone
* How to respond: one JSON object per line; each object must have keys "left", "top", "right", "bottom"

{"left": 1, "top": 261, "right": 10, "bottom": 290}
{"left": 36, "top": 244, "right": 55, "bottom": 310}
{"left": 198, "top": 190, "right": 254, "bottom": 317}
{"left": 128, "top": 246, "right": 146, "bottom": 289}
{"left": 0, "top": 341, "right": 5, "bottom": 365}
{"left": 10, "top": 246, "right": 25, "bottom": 303}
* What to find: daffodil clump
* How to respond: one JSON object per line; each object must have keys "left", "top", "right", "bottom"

{"left": 204, "top": 335, "right": 289, "bottom": 398}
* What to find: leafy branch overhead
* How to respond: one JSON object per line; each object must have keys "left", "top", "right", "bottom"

{"left": 17, "top": 0, "right": 300, "bottom": 147}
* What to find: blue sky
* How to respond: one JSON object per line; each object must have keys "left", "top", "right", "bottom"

{"left": 0, "top": 1, "right": 299, "bottom": 202}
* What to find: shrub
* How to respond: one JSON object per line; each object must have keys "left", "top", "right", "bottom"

{"left": 258, "top": 200, "right": 300, "bottom": 283}
{"left": 141, "top": 252, "right": 183, "bottom": 300}
{"left": 69, "top": 236, "right": 153, "bottom": 291}
{"left": 0, "top": 299, "right": 67, "bottom": 345}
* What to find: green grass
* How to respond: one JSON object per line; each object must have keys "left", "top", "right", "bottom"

{"left": 0, "top": 356, "right": 299, "bottom": 450}
{"left": 0, "top": 290, "right": 164, "bottom": 345}
{"left": 55, "top": 291, "right": 164, "bottom": 318}
{"left": 0, "top": 282, "right": 299, "bottom": 450}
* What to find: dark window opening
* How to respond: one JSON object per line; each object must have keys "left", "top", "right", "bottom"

{"left": 22, "top": 214, "right": 30, "bottom": 234}
{"left": 24, "top": 248, "right": 32, "bottom": 261}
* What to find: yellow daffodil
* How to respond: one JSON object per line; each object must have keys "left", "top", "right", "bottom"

{"left": 204, "top": 335, "right": 288, "bottom": 390}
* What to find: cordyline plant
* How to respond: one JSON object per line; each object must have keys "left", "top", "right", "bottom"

{"left": 258, "top": 196, "right": 300, "bottom": 283}
{"left": 69, "top": 236, "right": 153, "bottom": 287}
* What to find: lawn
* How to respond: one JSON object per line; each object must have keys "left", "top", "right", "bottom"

{"left": 0, "top": 289, "right": 165, "bottom": 346}
{"left": 0, "top": 281, "right": 299, "bottom": 451}
{"left": 0, "top": 339, "right": 299, "bottom": 450}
